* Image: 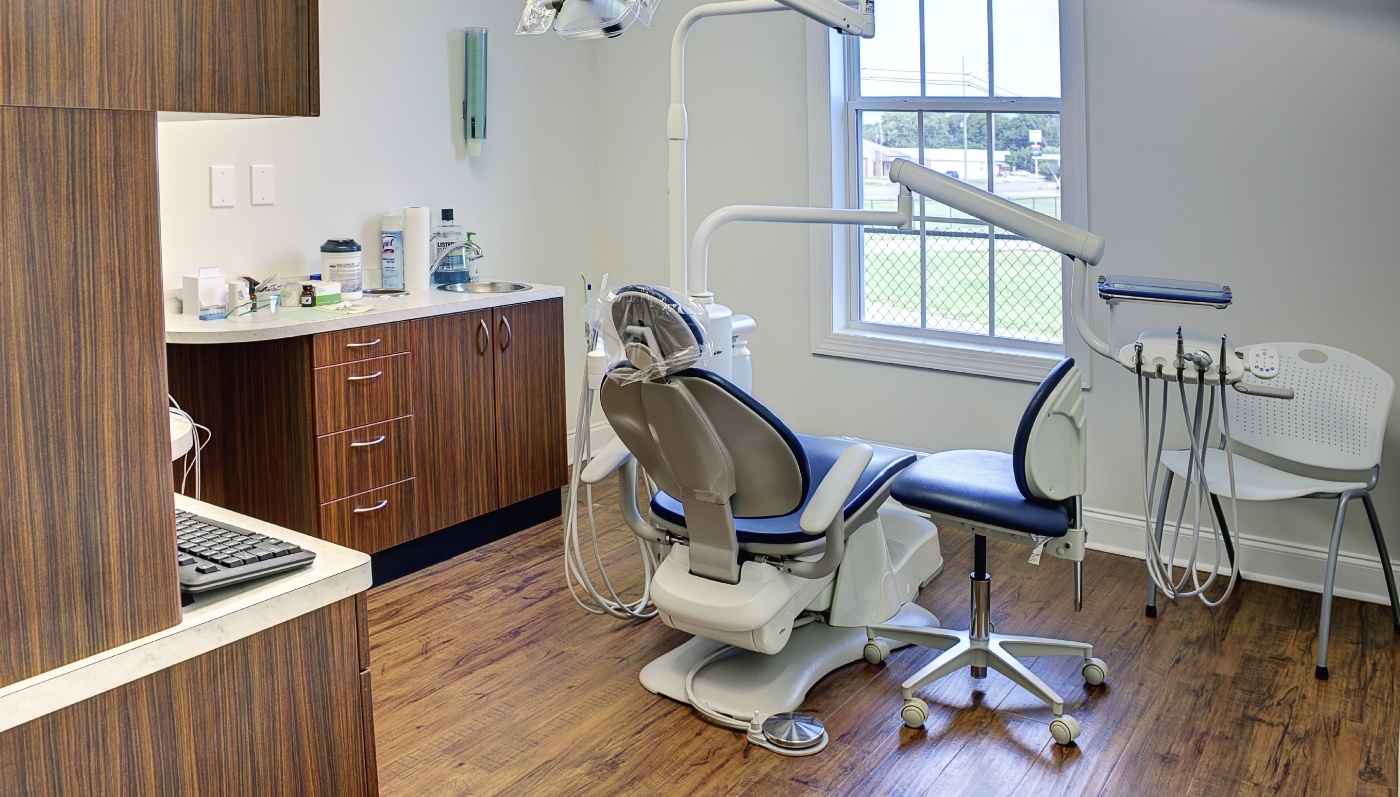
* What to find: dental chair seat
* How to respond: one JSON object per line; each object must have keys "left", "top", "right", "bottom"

{"left": 892, "top": 450, "right": 1073, "bottom": 539}
{"left": 651, "top": 434, "right": 918, "bottom": 545}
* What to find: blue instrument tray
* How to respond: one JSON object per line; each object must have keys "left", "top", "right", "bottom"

{"left": 1097, "top": 275, "right": 1232, "bottom": 308}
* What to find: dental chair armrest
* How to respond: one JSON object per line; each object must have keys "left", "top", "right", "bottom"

{"left": 800, "top": 444, "right": 874, "bottom": 534}
{"left": 582, "top": 437, "right": 634, "bottom": 484}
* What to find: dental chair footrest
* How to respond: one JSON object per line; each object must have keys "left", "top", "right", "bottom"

{"left": 641, "top": 603, "right": 941, "bottom": 720}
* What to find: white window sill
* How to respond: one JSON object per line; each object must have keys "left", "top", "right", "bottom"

{"left": 813, "top": 325, "right": 1064, "bottom": 383}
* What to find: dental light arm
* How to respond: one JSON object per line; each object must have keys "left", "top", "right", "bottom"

{"left": 884, "top": 159, "right": 1115, "bottom": 361}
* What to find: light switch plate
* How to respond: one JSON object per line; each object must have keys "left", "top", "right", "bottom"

{"left": 250, "top": 165, "right": 274, "bottom": 206}
{"left": 210, "top": 166, "right": 235, "bottom": 208}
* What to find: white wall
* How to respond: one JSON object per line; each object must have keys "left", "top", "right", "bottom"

{"left": 156, "top": 0, "right": 603, "bottom": 397}
{"left": 593, "top": 0, "right": 1400, "bottom": 598}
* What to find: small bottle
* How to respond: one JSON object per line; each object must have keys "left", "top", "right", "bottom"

{"left": 380, "top": 213, "right": 404, "bottom": 291}
{"left": 431, "top": 209, "right": 466, "bottom": 284}
{"left": 300, "top": 283, "right": 315, "bottom": 307}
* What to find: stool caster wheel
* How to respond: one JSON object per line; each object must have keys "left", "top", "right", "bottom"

{"left": 863, "top": 640, "right": 891, "bottom": 665}
{"left": 900, "top": 698, "right": 929, "bottom": 728}
{"left": 1082, "top": 657, "right": 1107, "bottom": 686}
{"left": 1050, "top": 714, "right": 1081, "bottom": 746}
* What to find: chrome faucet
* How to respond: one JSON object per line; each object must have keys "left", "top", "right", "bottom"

{"left": 429, "top": 239, "right": 484, "bottom": 278}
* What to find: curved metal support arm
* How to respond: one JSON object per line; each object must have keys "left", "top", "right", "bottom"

{"left": 617, "top": 458, "right": 672, "bottom": 546}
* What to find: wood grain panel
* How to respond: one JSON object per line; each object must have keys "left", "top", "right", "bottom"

{"left": 0, "top": 106, "right": 180, "bottom": 689}
{"left": 0, "top": 0, "right": 318, "bottom": 115}
{"left": 316, "top": 416, "right": 416, "bottom": 502}
{"left": 0, "top": 597, "right": 375, "bottom": 796}
{"left": 492, "top": 299, "right": 567, "bottom": 508}
{"left": 318, "top": 479, "right": 418, "bottom": 554}
{"left": 166, "top": 338, "right": 319, "bottom": 534}
{"left": 313, "top": 321, "right": 412, "bottom": 368}
{"left": 411, "top": 312, "right": 500, "bottom": 533}
{"left": 313, "top": 353, "right": 414, "bottom": 436}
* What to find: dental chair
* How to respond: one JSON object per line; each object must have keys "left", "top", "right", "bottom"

{"left": 581, "top": 285, "right": 944, "bottom": 755}
{"left": 866, "top": 358, "right": 1107, "bottom": 746}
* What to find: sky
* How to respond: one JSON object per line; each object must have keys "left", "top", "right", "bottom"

{"left": 859, "top": 0, "right": 1061, "bottom": 99}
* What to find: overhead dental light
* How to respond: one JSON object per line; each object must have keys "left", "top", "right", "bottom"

{"left": 517, "top": 0, "right": 661, "bottom": 40}
{"left": 518, "top": 0, "right": 874, "bottom": 42}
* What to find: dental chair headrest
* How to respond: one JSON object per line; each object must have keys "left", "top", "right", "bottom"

{"left": 609, "top": 284, "right": 709, "bottom": 379}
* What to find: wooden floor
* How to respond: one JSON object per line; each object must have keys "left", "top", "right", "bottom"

{"left": 367, "top": 482, "right": 1400, "bottom": 796}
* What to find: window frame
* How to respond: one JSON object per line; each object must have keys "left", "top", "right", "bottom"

{"left": 807, "top": 0, "right": 1091, "bottom": 383}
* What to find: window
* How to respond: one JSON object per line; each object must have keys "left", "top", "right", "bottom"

{"left": 811, "top": 0, "right": 1086, "bottom": 381}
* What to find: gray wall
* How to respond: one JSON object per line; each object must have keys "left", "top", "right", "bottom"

{"left": 592, "top": 0, "right": 1400, "bottom": 595}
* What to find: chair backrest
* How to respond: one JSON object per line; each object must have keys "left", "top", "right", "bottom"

{"left": 597, "top": 284, "right": 810, "bottom": 583}
{"left": 1012, "top": 358, "right": 1086, "bottom": 502}
{"left": 1230, "top": 343, "right": 1394, "bottom": 470}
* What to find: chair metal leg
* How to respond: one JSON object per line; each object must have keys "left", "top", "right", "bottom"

{"left": 984, "top": 641, "right": 1067, "bottom": 717}
{"left": 1147, "top": 470, "right": 1174, "bottom": 618}
{"left": 896, "top": 639, "right": 976, "bottom": 698}
{"left": 1360, "top": 493, "right": 1400, "bottom": 633}
{"left": 1316, "top": 493, "right": 1356, "bottom": 680}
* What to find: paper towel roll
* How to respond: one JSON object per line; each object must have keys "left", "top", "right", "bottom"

{"left": 403, "top": 206, "right": 432, "bottom": 293}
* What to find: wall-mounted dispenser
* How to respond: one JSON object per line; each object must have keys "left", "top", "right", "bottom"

{"left": 464, "top": 27, "right": 487, "bottom": 156}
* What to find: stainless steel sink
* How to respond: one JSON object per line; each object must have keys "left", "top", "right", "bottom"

{"left": 436, "top": 281, "right": 531, "bottom": 294}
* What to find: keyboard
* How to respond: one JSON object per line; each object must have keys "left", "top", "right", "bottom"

{"left": 176, "top": 509, "right": 317, "bottom": 593}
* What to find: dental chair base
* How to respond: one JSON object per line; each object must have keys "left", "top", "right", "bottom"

{"left": 643, "top": 506, "right": 944, "bottom": 747}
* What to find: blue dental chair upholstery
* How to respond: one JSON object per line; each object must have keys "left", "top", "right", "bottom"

{"left": 867, "top": 358, "right": 1105, "bottom": 746}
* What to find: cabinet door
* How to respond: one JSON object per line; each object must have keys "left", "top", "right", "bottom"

{"left": 412, "top": 312, "right": 499, "bottom": 532}
{"left": 493, "top": 299, "right": 568, "bottom": 508}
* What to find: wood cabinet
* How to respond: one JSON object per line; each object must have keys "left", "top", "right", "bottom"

{"left": 0, "top": 0, "right": 319, "bottom": 116}
{"left": 413, "top": 301, "right": 569, "bottom": 532}
{"left": 167, "top": 298, "right": 568, "bottom": 558}
{"left": 0, "top": 595, "right": 376, "bottom": 796}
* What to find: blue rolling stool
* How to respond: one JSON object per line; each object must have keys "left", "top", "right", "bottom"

{"left": 866, "top": 358, "right": 1107, "bottom": 746}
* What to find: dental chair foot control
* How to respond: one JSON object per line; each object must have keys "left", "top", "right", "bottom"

{"left": 1315, "top": 665, "right": 1329, "bottom": 681}
{"left": 758, "top": 712, "right": 826, "bottom": 753}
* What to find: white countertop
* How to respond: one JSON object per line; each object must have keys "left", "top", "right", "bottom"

{"left": 166, "top": 281, "right": 565, "bottom": 344}
{"left": 0, "top": 496, "right": 371, "bottom": 733}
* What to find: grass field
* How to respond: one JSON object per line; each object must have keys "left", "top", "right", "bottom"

{"left": 861, "top": 229, "right": 1063, "bottom": 342}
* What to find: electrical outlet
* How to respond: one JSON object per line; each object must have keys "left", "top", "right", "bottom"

{"left": 251, "top": 165, "right": 274, "bottom": 206}
{"left": 210, "top": 166, "right": 235, "bottom": 208}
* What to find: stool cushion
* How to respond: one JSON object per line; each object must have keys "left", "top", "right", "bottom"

{"left": 652, "top": 434, "right": 917, "bottom": 546}
{"left": 891, "top": 450, "right": 1072, "bottom": 538}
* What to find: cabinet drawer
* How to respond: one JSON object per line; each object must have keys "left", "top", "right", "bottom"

{"left": 314, "top": 353, "right": 413, "bottom": 435}
{"left": 319, "top": 479, "right": 417, "bottom": 553}
{"left": 313, "top": 322, "right": 411, "bottom": 367}
{"left": 316, "top": 416, "right": 415, "bottom": 502}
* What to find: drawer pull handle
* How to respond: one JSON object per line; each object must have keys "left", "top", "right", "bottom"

{"left": 477, "top": 318, "right": 489, "bottom": 355}
{"left": 499, "top": 316, "right": 513, "bottom": 351}
{"left": 346, "top": 371, "right": 383, "bottom": 382}
{"left": 350, "top": 435, "right": 387, "bottom": 448}
{"left": 346, "top": 338, "right": 382, "bottom": 348}
{"left": 353, "top": 499, "right": 390, "bottom": 514}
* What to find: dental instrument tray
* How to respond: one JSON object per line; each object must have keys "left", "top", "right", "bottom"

{"left": 1097, "top": 275, "right": 1232, "bottom": 308}
{"left": 175, "top": 509, "right": 316, "bottom": 593}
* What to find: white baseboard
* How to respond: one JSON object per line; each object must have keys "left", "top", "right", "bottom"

{"left": 564, "top": 426, "right": 1397, "bottom": 607}
{"left": 1083, "top": 507, "right": 1399, "bottom": 606}
{"left": 566, "top": 420, "right": 617, "bottom": 466}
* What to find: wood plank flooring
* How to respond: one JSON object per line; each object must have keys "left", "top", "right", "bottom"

{"left": 367, "top": 481, "right": 1400, "bottom": 796}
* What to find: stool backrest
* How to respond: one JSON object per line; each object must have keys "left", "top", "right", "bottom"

{"left": 1012, "top": 358, "right": 1086, "bottom": 502}
{"left": 1230, "top": 343, "right": 1394, "bottom": 471}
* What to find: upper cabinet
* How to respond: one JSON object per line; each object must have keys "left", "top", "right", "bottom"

{"left": 0, "top": 0, "right": 319, "bottom": 115}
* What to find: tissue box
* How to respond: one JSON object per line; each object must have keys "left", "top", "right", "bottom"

{"left": 183, "top": 267, "right": 227, "bottom": 317}
{"left": 312, "top": 280, "right": 342, "bottom": 306}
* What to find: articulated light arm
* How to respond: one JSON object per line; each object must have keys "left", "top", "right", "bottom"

{"left": 887, "top": 159, "right": 1114, "bottom": 359}
{"left": 688, "top": 191, "right": 913, "bottom": 298}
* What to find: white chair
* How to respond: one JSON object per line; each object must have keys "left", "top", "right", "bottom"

{"left": 1150, "top": 342, "right": 1398, "bottom": 679}
{"left": 586, "top": 285, "right": 945, "bottom": 755}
